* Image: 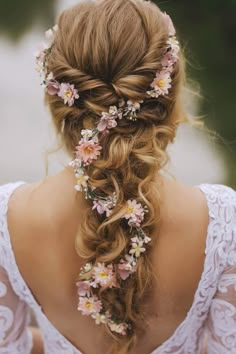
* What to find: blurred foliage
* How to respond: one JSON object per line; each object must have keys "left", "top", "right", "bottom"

{"left": 0, "top": 0, "right": 56, "bottom": 41}
{"left": 0, "top": 0, "right": 235, "bottom": 185}
{"left": 155, "top": 0, "right": 236, "bottom": 187}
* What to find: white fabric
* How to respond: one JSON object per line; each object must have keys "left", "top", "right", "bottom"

{"left": 0, "top": 182, "right": 236, "bottom": 353}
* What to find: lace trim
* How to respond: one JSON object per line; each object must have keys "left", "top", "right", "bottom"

{"left": 0, "top": 183, "right": 82, "bottom": 353}
{"left": 151, "top": 184, "right": 236, "bottom": 353}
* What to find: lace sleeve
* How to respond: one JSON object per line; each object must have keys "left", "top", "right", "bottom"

{"left": 204, "top": 266, "right": 236, "bottom": 353}
{"left": 204, "top": 187, "right": 236, "bottom": 353}
{"left": 0, "top": 265, "right": 33, "bottom": 353}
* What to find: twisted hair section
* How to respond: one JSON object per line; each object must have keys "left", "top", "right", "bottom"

{"left": 45, "top": 0, "right": 186, "bottom": 352}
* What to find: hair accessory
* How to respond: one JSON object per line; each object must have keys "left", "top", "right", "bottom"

{"left": 146, "top": 13, "right": 180, "bottom": 98}
{"left": 69, "top": 104, "right": 150, "bottom": 334}
{"left": 35, "top": 25, "right": 80, "bottom": 107}
{"left": 36, "top": 11, "right": 179, "bottom": 336}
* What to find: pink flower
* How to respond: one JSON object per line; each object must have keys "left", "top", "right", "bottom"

{"left": 76, "top": 281, "right": 91, "bottom": 297}
{"left": 123, "top": 199, "right": 145, "bottom": 227}
{"left": 92, "top": 200, "right": 107, "bottom": 215}
{"left": 93, "top": 263, "right": 117, "bottom": 287}
{"left": 97, "top": 106, "right": 122, "bottom": 132}
{"left": 148, "top": 70, "right": 172, "bottom": 98}
{"left": 58, "top": 83, "right": 79, "bottom": 106}
{"left": 109, "top": 105, "right": 123, "bottom": 119}
{"left": 162, "top": 12, "right": 176, "bottom": 37}
{"left": 117, "top": 260, "right": 134, "bottom": 280}
{"left": 97, "top": 112, "right": 118, "bottom": 132}
{"left": 167, "top": 37, "right": 180, "bottom": 62}
{"left": 92, "top": 194, "right": 116, "bottom": 217}
{"left": 108, "top": 321, "right": 129, "bottom": 336}
{"left": 130, "top": 237, "right": 146, "bottom": 258}
{"left": 45, "top": 73, "right": 60, "bottom": 95}
{"left": 75, "top": 139, "right": 102, "bottom": 165}
{"left": 161, "top": 51, "right": 176, "bottom": 68}
{"left": 77, "top": 296, "right": 102, "bottom": 316}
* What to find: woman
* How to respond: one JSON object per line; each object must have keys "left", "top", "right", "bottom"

{"left": 0, "top": 0, "right": 235, "bottom": 353}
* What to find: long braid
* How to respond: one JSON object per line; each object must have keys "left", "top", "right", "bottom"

{"left": 41, "top": 0, "right": 186, "bottom": 352}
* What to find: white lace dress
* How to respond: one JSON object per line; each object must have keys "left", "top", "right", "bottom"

{"left": 0, "top": 182, "right": 236, "bottom": 354}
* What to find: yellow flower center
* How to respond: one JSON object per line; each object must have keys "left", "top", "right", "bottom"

{"left": 85, "top": 302, "right": 93, "bottom": 309}
{"left": 84, "top": 146, "right": 94, "bottom": 154}
{"left": 126, "top": 206, "right": 135, "bottom": 214}
{"left": 65, "top": 90, "right": 72, "bottom": 98}
{"left": 77, "top": 176, "right": 84, "bottom": 184}
{"left": 99, "top": 272, "right": 108, "bottom": 279}
{"left": 157, "top": 79, "right": 165, "bottom": 88}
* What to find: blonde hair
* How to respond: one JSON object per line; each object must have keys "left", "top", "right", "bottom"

{"left": 46, "top": 0, "right": 187, "bottom": 352}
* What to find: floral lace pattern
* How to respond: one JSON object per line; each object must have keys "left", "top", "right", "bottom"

{"left": 0, "top": 182, "right": 235, "bottom": 353}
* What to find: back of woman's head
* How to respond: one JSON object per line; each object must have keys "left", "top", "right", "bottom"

{"left": 43, "top": 0, "right": 186, "bottom": 352}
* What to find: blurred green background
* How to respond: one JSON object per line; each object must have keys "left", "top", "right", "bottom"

{"left": 0, "top": 0, "right": 235, "bottom": 187}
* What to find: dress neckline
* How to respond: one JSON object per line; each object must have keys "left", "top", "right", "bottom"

{"left": 3, "top": 182, "right": 215, "bottom": 354}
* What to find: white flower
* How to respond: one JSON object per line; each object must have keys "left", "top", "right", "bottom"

{"left": 81, "top": 129, "right": 94, "bottom": 140}
{"left": 69, "top": 158, "right": 82, "bottom": 169}
{"left": 129, "top": 238, "right": 146, "bottom": 258}
{"left": 92, "top": 313, "right": 107, "bottom": 325}
{"left": 167, "top": 37, "right": 180, "bottom": 61}
{"left": 143, "top": 235, "right": 152, "bottom": 244}
{"left": 45, "top": 24, "right": 58, "bottom": 46}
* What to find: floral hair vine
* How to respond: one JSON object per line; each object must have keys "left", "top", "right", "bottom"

{"left": 35, "top": 12, "right": 179, "bottom": 336}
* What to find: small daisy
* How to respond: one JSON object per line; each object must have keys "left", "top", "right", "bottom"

{"left": 58, "top": 83, "right": 79, "bottom": 106}
{"left": 149, "top": 70, "right": 172, "bottom": 97}
{"left": 123, "top": 199, "right": 145, "bottom": 227}
{"left": 75, "top": 139, "right": 102, "bottom": 165}
{"left": 77, "top": 296, "right": 102, "bottom": 316}
{"left": 93, "top": 263, "right": 116, "bottom": 287}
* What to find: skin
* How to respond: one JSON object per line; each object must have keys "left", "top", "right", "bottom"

{"left": 7, "top": 167, "right": 209, "bottom": 354}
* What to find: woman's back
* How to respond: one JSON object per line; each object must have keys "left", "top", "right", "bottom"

{"left": 2, "top": 171, "right": 235, "bottom": 354}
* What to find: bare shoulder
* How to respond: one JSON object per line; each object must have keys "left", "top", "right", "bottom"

{"left": 152, "top": 179, "right": 210, "bottom": 303}
{"left": 7, "top": 170, "right": 83, "bottom": 244}
{"left": 6, "top": 172, "right": 84, "bottom": 302}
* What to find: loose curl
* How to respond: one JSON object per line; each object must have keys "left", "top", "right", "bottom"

{"left": 46, "top": 0, "right": 187, "bottom": 353}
